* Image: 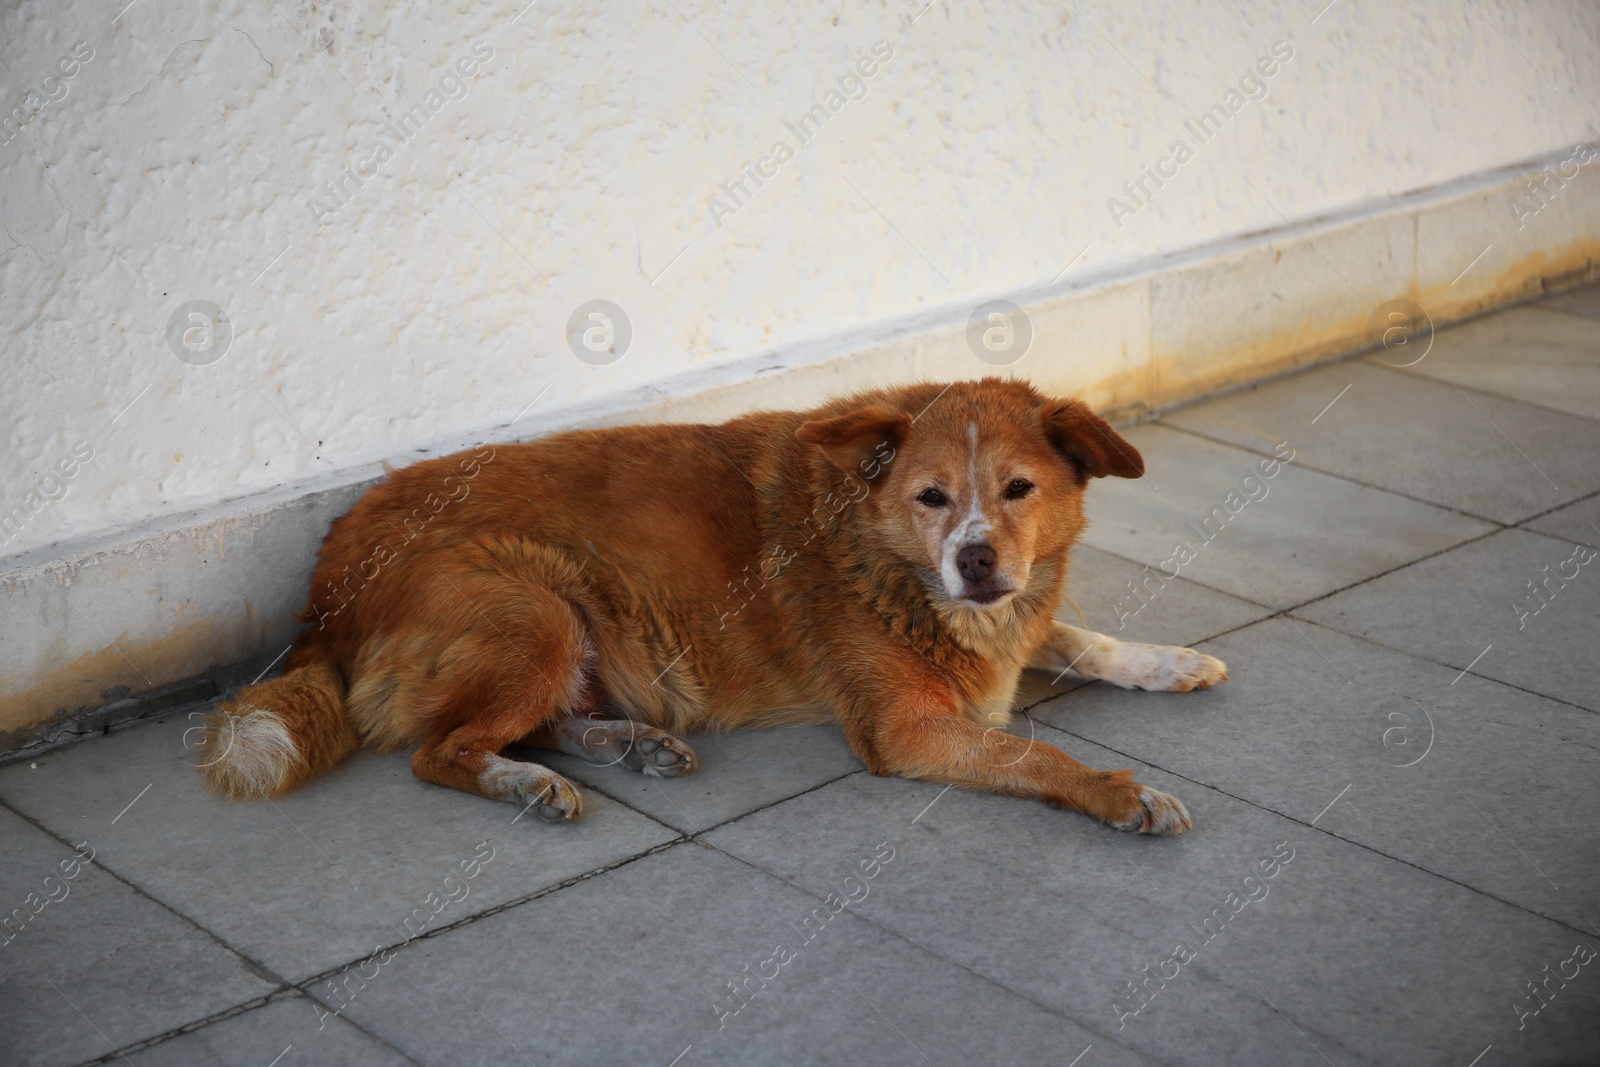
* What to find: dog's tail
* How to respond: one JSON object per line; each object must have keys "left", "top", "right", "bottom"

{"left": 198, "top": 651, "right": 360, "bottom": 799}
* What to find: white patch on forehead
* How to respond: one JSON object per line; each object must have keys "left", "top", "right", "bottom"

{"left": 940, "top": 421, "right": 991, "bottom": 598}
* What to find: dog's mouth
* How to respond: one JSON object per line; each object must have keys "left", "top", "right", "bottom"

{"left": 958, "top": 584, "right": 1016, "bottom": 608}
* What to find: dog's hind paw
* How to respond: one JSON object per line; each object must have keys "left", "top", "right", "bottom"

{"left": 1109, "top": 784, "right": 1192, "bottom": 835}
{"left": 569, "top": 719, "right": 697, "bottom": 777}
{"left": 512, "top": 768, "right": 584, "bottom": 822}
{"left": 628, "top": 731, "right": 698, "bottom": 777}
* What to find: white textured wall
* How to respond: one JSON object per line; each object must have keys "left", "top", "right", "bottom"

{"left": 3, "top": 0, "right": 1597, "bottom": 561}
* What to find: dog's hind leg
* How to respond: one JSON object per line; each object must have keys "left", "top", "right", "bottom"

{"left": 1029, "top": 620, "right": 1227, "bottom": 692}
{"left": 523, "top": 714, "right": 698, "bottom": 777}
{"left": 403, "top": 573, "right": 596, "bottom": 821}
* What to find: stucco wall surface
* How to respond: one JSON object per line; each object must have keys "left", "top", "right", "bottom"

{"left": 2, "top": 0, "right": 1598, "bottom": 561}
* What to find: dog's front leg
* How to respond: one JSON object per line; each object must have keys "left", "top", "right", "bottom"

{"left": 1029, "top": 620, "right": 1227, "bottom": 692}
{"left": 851, "top": 698, "right": 1191, "bottom": 834}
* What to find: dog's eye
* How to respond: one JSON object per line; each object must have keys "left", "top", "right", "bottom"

{"left": 1005, "top": 479, "right": 1035, "bottom": 499}
{"left": 916, "top": 488, "right": 947, "bottom": 507}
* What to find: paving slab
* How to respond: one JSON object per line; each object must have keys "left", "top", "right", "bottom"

{"left": 0, "top": 805, "right": 275, "bottom": 1067}
{"left": 1540, "top": 281, "right": 1600, "bottom": 322}
{"left": 1525, "top": 491, "right": 1600, "bottom": 549}
{"left": 1297, "top": 527, "right": 1600, "bottom": 712}
{"left": 1061, "top": 544, "right": 1274, "bottom": 648}
{"left": 1161, "top": 360, "right": 1600, "bottom": 523}
{"left": 1076, "top": 423, "right": 1494, "bottom": 608}
{"left": 123, "top": 997, "right": 413, "bottom": 1067}
{"left": 706, "top": 736, "right": 1600, "bottom": 1067}
{"left": 1030, "top": 616, "right": 1600, "bottom": 930}
{"left": 534, "top": 724, "right": 863, "bottom": 835}
{"left": 324, "top": 840, "right": 1154, "bottom": 1067}
{"left": 1378, "top": 305, "right": 1600, "bottom": 419}
{"left": 0, "top": 715, "right": 679, "bottom": 984}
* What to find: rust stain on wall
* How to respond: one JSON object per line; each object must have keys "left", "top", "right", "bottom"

{"left": 1147, "top": 239, "right": 1599, "bottom": 414}
{"left": 1, "top": 618, "right": 230, "bottom": 738}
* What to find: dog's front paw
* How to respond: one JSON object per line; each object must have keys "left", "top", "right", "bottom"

{"left": 1107, "top": 642, "right": 1228, "bottom": 692}
{"left": 1157, "top": 646, "right": 1228, "bottom": 692}
{"left": 1103, "top": 774, "right": 1192, "bottom": 835}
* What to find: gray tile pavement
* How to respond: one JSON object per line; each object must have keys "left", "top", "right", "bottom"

{"left": 1077, "top": 423, "right": 1494, "bottom": 609}
{"left": 1062, "top": 544, "right": 1275, "bottom": 651}
{"left": 1032, "top": 616, "right": 1600, "bottom": 930}
{"left": 1161, "top": 360, "right": 1600, "bottom": 524}
{"left": 1540, "top": 282, "right": 1600, "bottom": 322}
{"left": 327, "top": 842, "right": 1152, "bottom": 1067}
{"left": 706, "top": 731, "right": 1599, "bottom": 1067}
{"left": 1296, "top": 527, "right": 1599, "bottom": 713}
{"left": 121, "top": 998, "right": 414, "bottom": 1067}
{"left": 0, "top": 807, "right": 275, "bottom": 1067}
{"left": 1381, "top": 304, "right": 1600, "bottom": 420}
{"left": 0, "top": 716, "right": 679, "bottom": 985}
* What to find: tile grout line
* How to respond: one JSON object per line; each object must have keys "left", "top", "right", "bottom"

{"left": 700, "top": 831, "right": 1184, "bottom": 1067}
{"left": 0, "top": 794, "right": 299, "bottom": 993}
{"left": 73, "top": 989, "right": 302, "bottom": 1067}
{"left": 15, "top": 733, "right": 867, "bottom": 1040}
{"left": 1071, "top": 545, "right": 1274, "bottom": 611}
{"left": 0, "top": 690, "right": 219, "bottom": 770}
{"left": 1080, "top": 520, "right": 1507, "bottom": 619}
{"left": 0, "top": 784, "right": 688, "bottom": 1066}
{"left": 74, "top": 987, "right": 428, "bottom": 1067}
{"left": 84, "top": 841, "right": 700, "bottom": 1067}
{"left": 296, "top": 769, "right": 1163, "bottom": 1064}
{"left": 541, "top": 754, "right": 869, "bottom": 841}
{"left": 1510, "top": 485, "right": 1600, "bottom": 526}
{"left": 1250, "top": 526, "right": 1507, "bottom": 614}
{"left": 1375, "top": 357, "right": 1600, "bottom": 427}
{"left": 667, "top": 766, "right": 871, "bottom": 838}
{"left": 1035, "top": 596, "right": 1599, "bottom": 725}
{"left": 294, "top": 838, "right": 690, "bottom": 991}
{"left": 1274, "top": 612, "right": 1600, "bottom": 719}
{"left": 11, "top": 727, "right": 862, "bottom": 1037}
{"left": 499, "top": 770, "right": 1173, "bottom": 1057}
{"left": 1037, "top": 723, "right": 1597, "bottom": 938}
{"left": 686, "top": 726, "right": 1596, "bottom": 1062}
{"left": 407, "top": 763, "right": 1178, "bottom": 1062}
{"left": 1155, "top": 420, "right": 1525, "bottom": 529}
{"left": 988, "top": 525, "right": 1593, "bottom": 726}
{"left": 0, "top": 798, "right": 406, "bottom": 1067}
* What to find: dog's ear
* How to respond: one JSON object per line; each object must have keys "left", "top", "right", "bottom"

{"left": 1041, "top": 399, "right": 1144, "bottom": 480}
{"left": 796, "top": 405, "right": 911, "bottom": 473}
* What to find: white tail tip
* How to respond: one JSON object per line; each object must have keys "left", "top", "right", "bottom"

{"left": 199, "top": 705, "right": 304, "bottom": 799}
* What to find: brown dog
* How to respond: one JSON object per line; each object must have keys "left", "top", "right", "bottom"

{"left": 199, "top": 378, "right": 1225, "bottom": 833}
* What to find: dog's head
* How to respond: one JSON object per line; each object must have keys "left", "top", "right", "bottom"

{"left": 797, "top": 379, "right": 1142, "bottom": 612}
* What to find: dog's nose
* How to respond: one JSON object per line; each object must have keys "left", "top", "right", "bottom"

{"left": 956, "top": 544, "right": 996, "bottom": 583}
